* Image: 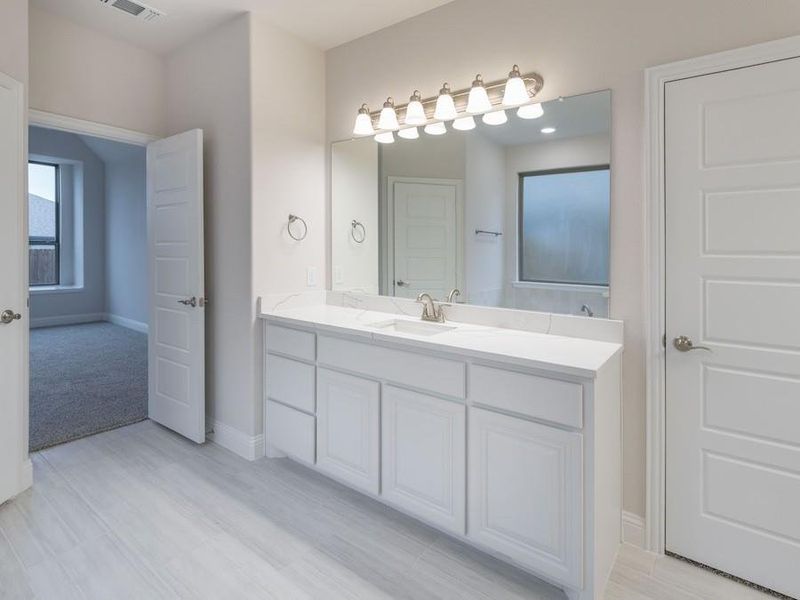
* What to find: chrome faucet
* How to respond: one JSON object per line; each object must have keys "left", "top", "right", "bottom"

{"left": 446, "top": 288, "right": 461, "bottom": 303}
{"left": 416, "top": 292, "right": 445, "bottom": 323}
{"left": 580, "top": 304, "right": 594, "bottom": 317}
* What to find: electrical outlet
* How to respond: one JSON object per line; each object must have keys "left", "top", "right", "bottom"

{"left": 333, "top": 265, "right": 344, "bottom": 285}
{"left": 306, "top": 266, "right": 317, "bottom": 287}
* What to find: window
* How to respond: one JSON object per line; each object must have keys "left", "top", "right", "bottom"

{"left": 28, "top": 161, "right": 60, "bottom": 286}
{"left": 518, "top": 166, "right": 610, "bottom": 286}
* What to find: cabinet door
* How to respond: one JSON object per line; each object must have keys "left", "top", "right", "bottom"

{"left": 468, "top": 408, "right": 583, "bottom": 588}
{"left": 317, "top": 368, "right": 380, "bottom": 494}
{"left": 382, "top": 386, "right": 465, "bottom": 534}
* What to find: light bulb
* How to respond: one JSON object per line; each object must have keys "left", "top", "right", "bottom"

{"left": 540, "top": 127, "right": 556, "bottom": 134}
{"left": 502, "top": 65, "right": 530, "bottom": 107}
{"left": 517, "top": 102, "right": 544, "bottom": 119}
{"left": 405, "top": 91, "right": 427, "bottom": 125}
{"left": 397, "top": 127, "right": 419, "bottom": 140}
{"left": 377, "top": 97, "right": 399, "bottom": 130}
{"left": 433, "top": 83, "right": 458, "bottom": 120}
{"left": 452, "top": 116, "right": 476, "bottom": 131}
{"left": 424, "top": 122, "right": 447, "bottom": 136}
{"left": 374, "top": 131, "right": 395, "bottom": 144}
{"left": 466, "top": 75, "right": 492, "bottom": 114}
{"left": 352, "top": 104, "right": 375, "bottom": 136}
{"left": 482, "top": 110, "right": 508, "bottom": 126}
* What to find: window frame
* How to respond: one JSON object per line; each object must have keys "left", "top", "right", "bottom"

{"left": 517, "top": 164, "right": 610, "bottom": 288}
{"left": 28, "top": 160, "right": 61, "bottom": 287}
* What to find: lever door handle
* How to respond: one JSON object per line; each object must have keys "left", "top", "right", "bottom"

{"left": 673, "top": 335, "right": 711, "bottom": 352}
{"left": 396, "top": 280, "right": 409, "bottom": 287}
{"left": 1, "top": 309, "right": 22, "bottom": 324}
{"left": 178, "top": 296, "right": 197, "bottom": 307}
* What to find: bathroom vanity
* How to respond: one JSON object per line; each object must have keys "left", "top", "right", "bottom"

{"left": 259, "top": 293, "right": 622, "bottom": 600}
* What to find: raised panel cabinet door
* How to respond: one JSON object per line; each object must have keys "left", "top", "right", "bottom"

{"left": 381, "top": 386, "right": 465, "bottom": 534}
{"left": 468, "top": 408, "right": 583, "bottom": 588}
{"left": 316, "top": 368, "right": 380, "bottom": 494}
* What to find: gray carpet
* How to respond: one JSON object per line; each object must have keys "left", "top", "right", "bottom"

{"left": 29, "top": 322, "right": 148, "bottom": 451}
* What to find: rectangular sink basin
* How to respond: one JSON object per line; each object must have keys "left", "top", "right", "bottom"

{"left": 368, "top": 318, "right": 456, "bottom": 337}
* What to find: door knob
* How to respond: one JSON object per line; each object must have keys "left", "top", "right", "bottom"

{"left": 1, "top": 309, "right": 22, "bottom": 325}
{"left": 673, "top": 335, "right": 711, "bottom": 352}
{"left": 177, "top": 296, "right": 197, "bottom": 307}
{"left": 396, "top": 280, "right": 409, "bottom": 287}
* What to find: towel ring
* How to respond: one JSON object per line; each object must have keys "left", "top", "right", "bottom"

{"left": 288, "top": 214, "right": 307, "bottom": 241}
{"left": 351, "top": 219, "right": 366, "bottom": 244}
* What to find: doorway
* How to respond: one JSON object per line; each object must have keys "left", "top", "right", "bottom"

{"left": 27, "top": 125, "right": 149, "bottom": 450}
{"left": 651, "top": 46, "right": 800, "bottom": 599}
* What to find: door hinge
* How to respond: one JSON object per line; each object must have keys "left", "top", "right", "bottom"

{"left": 662, "top": 333, "right": 667, "bottom": 348}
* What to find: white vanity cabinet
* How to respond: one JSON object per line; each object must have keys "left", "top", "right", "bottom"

{"left": 382, "top": 386, "right": 466, "bottom": 535}
{"left": 316, "top": 368, "right": 380, "bottom": 494}
{"left": 262, "top": 314, "right": 621, "bottom": 600}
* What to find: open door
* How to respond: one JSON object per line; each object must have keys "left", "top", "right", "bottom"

{"left": 147, "top": 129, "right": 205, "bottom": 443}
{"left": 0, "top": 71, "right": 29, "bottom": 504}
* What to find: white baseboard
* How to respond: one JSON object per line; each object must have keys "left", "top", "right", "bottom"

{"left": 30, "top": 312, "right": 106, "bottom": 329}
{"left": 105, "top": 313, "right": 148, "bottom": 334}
{"left": 206, "top": 418, "right": 264, "bottom": 461}
{"left": 17, "top": 458, "right": 33, "bottom": 494}
{"left": 622, "top": 510, "right": 646, "bottom": 548}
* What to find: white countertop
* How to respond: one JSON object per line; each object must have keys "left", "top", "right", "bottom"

{"left": 259, "top": 304, "right": 622, "bottom": 379}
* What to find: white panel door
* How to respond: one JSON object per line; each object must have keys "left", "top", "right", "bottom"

{"left": 665, "top": 57, "right": 800, "bottom": 599}
{"left": 316, "top": 368, "right": 380, "bottom": 494}
{"left": 468, "top": 408, "right": 582, "bottom": 587}
{"left": 147, "top": 130, "right": 205, "bottom": 443}
{"left": 392, "top": 180, "right": 458, "bottom": 299}
{"left": 0, "top": 72, "right": 27, "bottom": 504}
{"left": 381, "top": 386, "right": 465, "bottom": 534}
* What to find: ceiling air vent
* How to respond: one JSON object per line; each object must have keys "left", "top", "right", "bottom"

{"left": 99, "top": 0, "right": 164, "bottom": 22}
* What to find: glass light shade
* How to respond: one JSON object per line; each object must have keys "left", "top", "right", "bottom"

{"left": 424, "top": 122, "right": 447, "bottom": 136}
{"left": 352, "top": 105, "right": 375, "bottom": 136}
{"left": 540, "top": 127, "right": 556, "bottom": 134}
{"left": 433, "top": 83, "right": 458, "bottom": 120}
{"left": 377, "top": 98, "right": 399, "bottom": 130}
{"left": 397, "top": 127, "right": 419, "bottom": 140}
{"left": 452, "top": 116, "right": 476, "bottom": 131}
{"left": 502, "top": 65, "right": 530, "bottom": 106}
{"left": 482, "top": 110, "right": 508, "bottom": 126}
{"left": 466, "top": 75, "right": 492, "bottom": 114}
{"left": 405, "top": 91, "right": 427, "bottom": 125}
{"left": 517, "top": 102, "right": 544, "bottom": 119}
{"left": 374, "top": 131, "right": 395, "bottom": 144}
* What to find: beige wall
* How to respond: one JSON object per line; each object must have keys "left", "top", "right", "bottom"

{"left": 29, "top": 7, "right": 166, "bottom": 136}
{"left": 250, "top": 13, "right": 327, "bottom": 434}
{"left": 326, "top": 0, "right": 800, "bottom": 517}
{"left": 1, "top": 0, "right": 28, "bottom": 86}
{"left": 166, "top": 15, "right": 255, "bottom": 436}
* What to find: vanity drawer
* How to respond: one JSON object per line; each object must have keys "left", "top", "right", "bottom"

{"left": 265, "top": 323, "right": 315, "bottom": 361}
{"left": 317, "top": 335, "right": 466, "bottom": 399}
{"left": 266, "top": 400, "right": 315, "bottom": 464}
{"left": 470, "top": 364, "right": 583, "bottom": 428}
{"left": 265, "top": 354, "right": 315, "bottom": 413}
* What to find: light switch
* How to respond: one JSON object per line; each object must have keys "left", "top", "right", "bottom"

{"left": 306, "top": 266, "right": 317, "bottom": 287}
{"left": 333, "top": 265, "right": 344, "bottom": 285}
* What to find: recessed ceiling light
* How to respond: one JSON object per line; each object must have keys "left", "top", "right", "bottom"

{"left": 541, "top": 127, "right": 556, "bottom": 134}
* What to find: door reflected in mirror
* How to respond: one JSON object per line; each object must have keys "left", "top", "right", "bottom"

{"left": 331, "top": 90, "right": 611, "bottom": 317}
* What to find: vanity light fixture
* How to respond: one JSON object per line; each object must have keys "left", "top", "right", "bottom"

{"left": 378, "top": 97, "right": 399, "bottom": 130}
{"left": 397, "top": 127, "right": 419, "bottom": 140}
{"left": 424, "top": 122, "right": 447, "bottom": 135}
{"left": 405, "top": 91, "right": 427, "bottom": 125}
{"left": 433, "top": 83, "right": 458, "bottom": 120}
{"left": 354, "top": 66, "right": 543, "bottom": 143}
{"left": 452, "top": 115, "right": 476, "bottom": 131}
{"left": 541, "top": 126, "right": 556, "bottom": 134}
{"left": 482, "top": 110, "right": 508, "bottom": 126}
{"left": 517, "top": 102, "right": 544, "bottom": 119}
{"left": 502, "top": 65, "right": 530, "bottom": 106}
{"left": 352, "top": 104, "right": 375, "bottom": 136}
{"left": 466, "top": 75, "right": 492, "bottom": 113}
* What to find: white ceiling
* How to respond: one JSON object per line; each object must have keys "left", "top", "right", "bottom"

{"left": 30, "top": 0, "right": 455, "bottom": 54}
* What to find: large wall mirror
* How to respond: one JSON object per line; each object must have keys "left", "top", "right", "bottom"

{"left": 331, "top": 90, "right": 611, "bottom": 317}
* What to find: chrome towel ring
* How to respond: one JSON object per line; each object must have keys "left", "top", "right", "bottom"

{"left": 351, "top": 219, "right": 366, "bottom": 244}
{"left": 288, "top": 214, "right": 308, "bottom": 241}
